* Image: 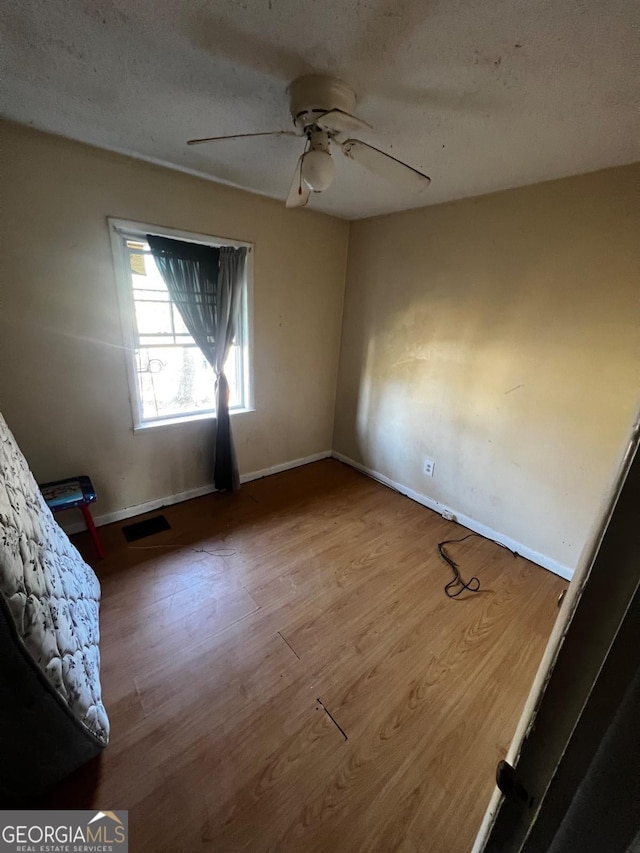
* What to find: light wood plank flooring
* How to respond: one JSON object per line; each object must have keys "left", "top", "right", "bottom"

{"left": 41, "top": 460, "right": 565, "bottom": 852}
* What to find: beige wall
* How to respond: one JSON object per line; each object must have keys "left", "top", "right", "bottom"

{"left": 334, "top": 164, "right": 640, "bottom": 572}
{"left": 0, "top": 121, "right": 349, "bottom": 517}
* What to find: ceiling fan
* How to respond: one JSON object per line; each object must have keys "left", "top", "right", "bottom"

{"left": 187, "top": 75, "right": 431, "bottom": 208}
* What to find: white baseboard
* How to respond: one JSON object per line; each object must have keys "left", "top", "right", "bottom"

{"left": 59, "top": 450, "right": 332, "bottom": 535}
{"left": 331, "top": 451, "right": 574, "bottom": 582}
{"left": 239, "top": 450, "right": 331, "bottom": 484}
{"left": 59, "top": 482, "right": 217, "bottom": 535}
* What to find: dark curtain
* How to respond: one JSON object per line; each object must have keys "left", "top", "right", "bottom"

{"left": 212, "top": 246, "right": 247, "bottom": 491}
{"left": 147, "top": 235, "right": 246, "bottom": 492}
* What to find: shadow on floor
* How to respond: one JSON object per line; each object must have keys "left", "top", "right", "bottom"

{"left": 34, "top": 754, "right": 103, "bottom": 808}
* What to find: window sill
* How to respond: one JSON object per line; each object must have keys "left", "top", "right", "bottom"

{"left": 133, "top": 407, "right": 255, "bottom": 434}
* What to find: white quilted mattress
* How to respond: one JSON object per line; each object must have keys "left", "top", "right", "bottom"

{"left": 0, "top": 412, "right": 109, "bottom": 745}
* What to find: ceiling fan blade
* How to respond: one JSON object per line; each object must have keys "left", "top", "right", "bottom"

{"left": 187, "top": 130, "right": 297, "bottom": 146}
{"left": 316, "top": 109, "right": 372, "bottom": 135}
{"left": 341, "top": 139, "right": 431, "bottom": 191}
{"left": 285, "top": 156, "right": 310, "bottom": 208}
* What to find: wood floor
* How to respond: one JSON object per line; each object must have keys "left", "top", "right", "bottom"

{"left": 41, "top": 460, "right": 565, "bottom": 852}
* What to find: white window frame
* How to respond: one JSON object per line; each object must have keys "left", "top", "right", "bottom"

{"left": 108, "top": 217, "right": 254, "bottom": 432}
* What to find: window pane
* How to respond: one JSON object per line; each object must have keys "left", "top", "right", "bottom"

{"left": 133, "top": 288, "right": 168, "bottom": 302}
{"left": 138, "top": 335, "right": 178, "bottom": 346}
{"left": 135, "top": 345, "right": 242, "bottom": 420}
{"left": 142, "top": 254, "right": 168, "bottom": 289}
{"left": 172, "top": 305, "right": 190, "bottom": 335}
{"left": 226, "top": 344, "right": 239, "bottom": 406}
{"left": 135, "top": 301, "right": 173, "bottom": 335}
{"left": 136, "top": 346, "right": 214, "bottom": 420}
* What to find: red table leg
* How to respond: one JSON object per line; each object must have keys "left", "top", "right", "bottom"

{"left": 80, "top": 504, "right": 105, "bottom": 559}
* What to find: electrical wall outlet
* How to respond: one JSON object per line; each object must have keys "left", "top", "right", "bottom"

{"left": 423, "top": 458, "right": 435, "bottom": 477}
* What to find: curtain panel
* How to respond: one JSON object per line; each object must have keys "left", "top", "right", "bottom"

{"left": 147, "top": 235, "right": 246, "bottom": 492}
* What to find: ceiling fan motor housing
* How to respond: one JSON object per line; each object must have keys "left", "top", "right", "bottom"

{"left": 288, "top": 75, "right": 357, "bottom": 133}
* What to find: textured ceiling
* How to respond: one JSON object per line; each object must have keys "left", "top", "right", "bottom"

{"left": 2, "top": 0, "right": 639, "bottom": 219}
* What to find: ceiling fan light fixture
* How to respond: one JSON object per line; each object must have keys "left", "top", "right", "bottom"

{"left": 301, "top": 149, "right": 335, "bottom": 191}
{"left": 187, "top": 75, "right": 431, "bottom": 208}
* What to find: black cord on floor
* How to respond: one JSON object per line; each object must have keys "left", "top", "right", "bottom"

{"left": 437, "top": 532, "right": 519, "bottom": 599}
{"left": 438, "top": 534, "right": 481, "bottom": 598}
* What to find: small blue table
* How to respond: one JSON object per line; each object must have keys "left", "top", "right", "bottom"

{"left": 40, "top": 475, "right": 105, "bottom": 559}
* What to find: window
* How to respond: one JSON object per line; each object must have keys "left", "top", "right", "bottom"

{"left": 109, "top": 219, "right": 252, "bottom": 430}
